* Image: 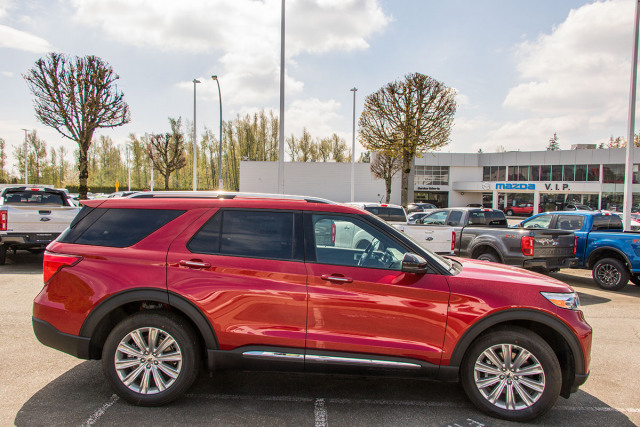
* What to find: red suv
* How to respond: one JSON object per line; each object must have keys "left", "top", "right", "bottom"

{"left": 33, "top": 193, "right": 591, "bottom": 421}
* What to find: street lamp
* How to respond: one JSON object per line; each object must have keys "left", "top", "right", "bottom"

{"left": 212, "top": 75, "right": 223, "bottom": 190}
{"left": 350, "top": 87, "right": 357, "bottom": 202}
{"left": 192, "top": 79, "right": 201, "bottom": 191}
{"left": 21, "top": 128, "right": 28, "bottom": 185}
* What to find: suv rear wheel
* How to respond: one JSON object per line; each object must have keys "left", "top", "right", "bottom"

{"left": 102, "top": 311, "right": 200, "bottom": 406}
{"left": 460, "top": 327, "right": 561, "bottom": 422}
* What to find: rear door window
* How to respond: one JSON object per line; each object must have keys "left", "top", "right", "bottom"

{"left": 592, "top": 215, "right": 623, "bottom": 230}
{"left": 468, "top": 210, "right": 507, "bottom": 227}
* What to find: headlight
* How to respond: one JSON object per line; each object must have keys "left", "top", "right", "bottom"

{"left": 541, "top": 292, "right": 581, "bottom": 310}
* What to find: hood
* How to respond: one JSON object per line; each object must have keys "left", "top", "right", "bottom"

{"left": 449, "top": 257, "right": 573, "bottom": 293}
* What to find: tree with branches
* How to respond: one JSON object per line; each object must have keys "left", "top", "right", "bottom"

{"left": 358, "top": 73, "right": 456, "bottom": 206}
{"left": 148, "top": 118, "right": 187, "bottom": 189}
{"left": 23, "top": 52, "right": 130, "bottom": 199}
{"left": 370, "top": 152, "right": 402, "bottom": 203}
{"left": 546, "top": 132, "right": 560, "bottom": 151}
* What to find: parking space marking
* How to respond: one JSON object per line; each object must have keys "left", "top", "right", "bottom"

{"left": 314, "top": 398, "right": 328, "bottom": 427}
{"left": 80, "top": 394, "right": 119, "bottom": 427}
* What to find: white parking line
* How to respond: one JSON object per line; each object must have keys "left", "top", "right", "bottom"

{"left": 314, "top": 398, "right": 328, "bottom": 427}
{"left": 80, "top": 394, "right": 119, "bottom": 427}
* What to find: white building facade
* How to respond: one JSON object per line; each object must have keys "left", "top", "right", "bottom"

{"left": 240, "top": 147, "right": 640, "bottom": 213}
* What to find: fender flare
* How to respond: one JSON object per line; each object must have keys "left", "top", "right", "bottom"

{"left": 79, "top": 288, "right": 219, "bottom": 357}
{"left": 447, "top": 309, "right": 586, "bottom": 376}
{"left": 586, "top": 246, "right": 631, "bottom": 269}
{"left": 468, "top": 240, "right": 505, "bottom": 263}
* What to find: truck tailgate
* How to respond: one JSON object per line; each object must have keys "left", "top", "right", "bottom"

{"left": 533, "top": 230, "right": 575, "bottom": 258}
{"left": 393, "top": 223, "right": 453, "bottom": 254}
{"left": 2, "top": 205, "right": 79, "bottom": 234}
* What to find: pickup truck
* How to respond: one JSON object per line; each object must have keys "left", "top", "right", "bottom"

{"left": 0, "top": 187, "right": 80, "bottom": 264}
{"left": 516, "top": 211, "right": 640, "bottom": 290}
{"left": 416, "top": 207, "right": 576, "bottom": 271}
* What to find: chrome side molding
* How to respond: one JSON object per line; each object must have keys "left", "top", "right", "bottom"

{"left": 242, "top": 351, "right": 421, "bottom": 369}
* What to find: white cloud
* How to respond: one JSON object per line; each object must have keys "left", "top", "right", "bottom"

{"left": 1, "top": 70, "right": 13, "bottom": 77}
{"left": 0, "top": 24, "right": 53, "bottom": 53}
{"left": 68, "top": 0, "right": 389, "bottom": 110}
{"left": 285, "top": 97, "right": 342, "bottom": 138}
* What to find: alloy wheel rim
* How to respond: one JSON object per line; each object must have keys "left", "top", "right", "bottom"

{"left": 473, "top": 343, "right": 546, "bottom": 411}
{"left": 114, "top": 327, "right": 183, "bottom": 394}
{"left": 596, "top": 264, "right": 620, "bottom": 286}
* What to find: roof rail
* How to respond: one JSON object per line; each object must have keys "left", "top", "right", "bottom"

{"left": 128, "top": 191, "right": 336, "bottom": 205}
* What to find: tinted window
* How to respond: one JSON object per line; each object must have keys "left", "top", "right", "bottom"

{"left": 447, "top": 210, "right": 463, "bottom": 226}
{"left": 187, "top": 211, "right": 222, "bottom": 254}
{"left": 220, "top": 210, "right": 295, "bottom": 260}
{"left": 468, "top": 211, "right": 507, "bottom": 227}
{"left": 592, "top": 215, "right": 623, "bottom": 230}
{"left": 71, "top": 209, "right": 184, "bottom": 247}
{"left": 556, "top": 215, "right": 584, "bottom": 230}
{"left": 363, "top": 207, "right": 406, "bottom": 222}
{"left": 3, "top": 190, "right": 66, "bottom": 206}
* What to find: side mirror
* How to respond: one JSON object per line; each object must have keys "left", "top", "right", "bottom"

{"left": 401, "top": 253, "right": 429, "bottom": 274}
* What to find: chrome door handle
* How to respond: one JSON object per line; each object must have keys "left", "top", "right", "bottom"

{"left": 180, "top": 260, "right": 211, "bottom": 269}
{"left": 424, "top": 237, "right": 434, "bottom": 241}
{"left": 321, "top": 274, "right": 353, "bottom": 284}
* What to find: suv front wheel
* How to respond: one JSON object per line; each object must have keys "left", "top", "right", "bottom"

{"left": 102, "top": 311, "right": 200, "bottom": 406}
{"left": 460, "top": 327, "right": 561, "bottom": 422}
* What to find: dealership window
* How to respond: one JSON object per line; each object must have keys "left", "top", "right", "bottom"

{"left": 563, "top": 165, "right": 575, "bottom": 181}
{"left": 518, "top": 166, "right": 529, "bottom": 181}
{"left": 603, "top": 164, "right": 624, "bottom": 184}
{"left": 540, "top": 165, "right": 551, "bottom": 181}
{"left": 483, "top": 166, "right": 490, "bottom": 181}
{"left": 508, "top": 166, "right": 518, "bottom": 181}
{"left": 530, "top": 165, "right": 540, "bottom": 181}
{"left": 551, "top": 165, "right": 563, "bottom": 181}
{"left": 587, "top": 164, "right": 600, "bottom": 182}
{"left": 414, "top": 166, "right": 449, "bottom": 186}
{"left": 575, "top": 164, "right": 587, "bottom": 181}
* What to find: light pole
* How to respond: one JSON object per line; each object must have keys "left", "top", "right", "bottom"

{"left": 350, "top": 87, "right": 357, "bottom": 202}
{"left": 21, "top": 129, "right": 28, "bottom": 185}
{"left": 192, "top": 79, "right": 201, "bottom": 191}
{"left": 212, "top": 75, "right": 223, "bottom": 190}
{"left": 278, "top": 0, "right": 285, "bottom": 194}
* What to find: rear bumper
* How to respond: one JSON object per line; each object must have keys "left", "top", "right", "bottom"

{"left": 32, "top": 317, "right": 91, "bottom": 359}
{"left": 0, "top": 232, "right": 59, "bottom": 248}
{"left": 522, "top": 256, "right": 577, "bottom": 269}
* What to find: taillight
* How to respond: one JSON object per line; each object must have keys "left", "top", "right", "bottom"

{"left": 451, "top": 231, "right": 456, "bottom": 251}
{"left": 0, "top": 210, "right": 6, "bottom": 231}
{"left": 521, "top": 235, "right": 535, "bottom": 256}
{"left": 43, "top": 251, "right": 82, "bottom": 283}
{"left": 574, "top": 235, "right": 577, "bottom": 256}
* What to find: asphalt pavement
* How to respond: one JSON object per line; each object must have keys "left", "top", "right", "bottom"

{"left": 1, "top": 250, "right": 639, "bottom": 427}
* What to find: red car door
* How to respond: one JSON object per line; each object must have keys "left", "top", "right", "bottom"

{"left": 167, "top": 209, "right": 308, "bottom": 352}
{"left": 305, "top": 213, "right": 450, "bottom": 366}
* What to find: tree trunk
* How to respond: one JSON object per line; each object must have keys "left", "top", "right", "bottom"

{"left": 78, "top": 145, "right": 89, "bottom": 199}
{"left": 400, "top": 151, "right": 412, "bottom": 207}
{"left": 385, "top": 177, "right": 392, "bottom": 203}
{"left": 164, "top": 172, "right": 170, "bottom": 190}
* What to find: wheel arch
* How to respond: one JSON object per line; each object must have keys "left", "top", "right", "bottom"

{"left": 79, "top": 288, "right": 219, "bottom": 360}
{"left": 470, "top": 243, "right": 504, "bottom": 263}
{"left": 586, "top": 247, "right": 631, "bottom": 270}
{"left": 448, "top": 309, "right": 586, "bottom": 398}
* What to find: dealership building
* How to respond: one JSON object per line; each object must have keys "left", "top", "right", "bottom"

{"left": 240, "top": 146, "right": 640, "bottom": 214}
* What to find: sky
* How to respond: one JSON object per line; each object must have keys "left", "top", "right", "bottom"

{"left": 0, "top": 0, "right": 638, "bottom": 174}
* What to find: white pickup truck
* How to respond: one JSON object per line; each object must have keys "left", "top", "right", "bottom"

{"left": 0, "top": 187, "right": 80, "bottom": 264}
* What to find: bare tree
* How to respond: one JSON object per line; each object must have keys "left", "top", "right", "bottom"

{"left": 359, "top": 73, "right": 456, "bottom": 206}
{"left": 148, "top": 118, "right": 187, "bottom": 189}
{"left": 330, "top": 133, "right": 348, "bottom": 162}
{"left": 318, "top": 137, "right": 333, "bottom": 162}
{"left": 23, "top": 53, "right": 130, "bottom": 199}
{"left": 298, "top": 128, "right": 318, "bottom": 162}
{"left": 370, "top": 152, "right": 401, "bottom": 203}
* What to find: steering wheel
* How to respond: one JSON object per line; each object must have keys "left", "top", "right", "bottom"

{"left": 358, "top": 238, "right": 380, "bottom": 266}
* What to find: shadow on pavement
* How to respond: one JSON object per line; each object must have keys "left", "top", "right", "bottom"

{"left": 15, "top": 361, "right": 637, "bottom": 427}
{"left": 551, "top": 270, "right": 640, "bottom": 300}
{"left": 0, "top": 250, "right": 44, "bottom": 274}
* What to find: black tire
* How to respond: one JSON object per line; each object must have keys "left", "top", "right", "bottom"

{"left": 631, "top": 275, "right": 640, "bottom": 286}
{"left": 592, "top": 257, "right": 629, "bottom": 291}
{"left": 505, "top": 209, "right": 514, "bottom": 216}
{"left": 476, "top": 252, "right": 500, "bottom": 263}
{"left": 0, "top": 244, "right": 6, "bottom": 265}
{"left": 102, "top": 311, "right": 200, "bottom": 406}
{"left": 460, "top": 327, "right": 562, "bottom": 422}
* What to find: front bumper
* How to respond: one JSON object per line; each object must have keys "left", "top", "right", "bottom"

{"left": 32, "top": 317, "right": 91, "bottom": 359}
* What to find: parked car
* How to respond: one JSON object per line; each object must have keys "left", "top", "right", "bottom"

{"left": 516, "top": 211, "right": 640, "bottom": 290}
{"left": 347, "top": 202, "right": 407, "bottom": 222}
{"left": 406, "top": 202, "right": 437, "bottom": 213}
{"left": 0, "top": 186, "right": 80, "bottom": 264}
{"left": 416, "top": 208, "right": 576, "bottom": 271}
{"left": 564, "top": 204, "right": 593, "bottom": 211}
{"left": 33, "top": 192, "right": 590, "bottom": 421}
{"left": 504, "top": 203, "right": 533, "bottom": 217}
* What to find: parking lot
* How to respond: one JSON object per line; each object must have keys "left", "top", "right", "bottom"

{"left": 2, "top": 251, "right": 639, "bottom": 426}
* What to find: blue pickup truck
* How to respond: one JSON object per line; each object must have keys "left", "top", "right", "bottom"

{"left": 516, "top": 211, "right": 640, "bottom": 290}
